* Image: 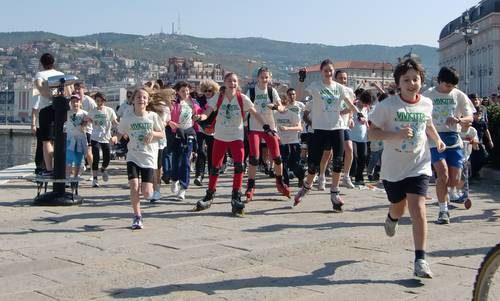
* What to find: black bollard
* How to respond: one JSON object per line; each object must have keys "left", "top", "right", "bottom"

{"left": 33, "top": 95, "right": 82, "bottom": 205}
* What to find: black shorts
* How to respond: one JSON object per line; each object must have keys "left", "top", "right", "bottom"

{"left": 382, "top": 175, "right": 430, "bottom": 204}
{"left": 308, "top": 129, "right": 344, "bottom": 167}
{"left": 86, "top": 133, "right": 92, "bottom": 146}
{"left": 38, "top": 105, "right": 55, "bottom": 141}
{"left": 344, "top": 129, "right": 351, "bottom": 141}
{"left": 127, "top": 161, "right": 154, "bottom": 183}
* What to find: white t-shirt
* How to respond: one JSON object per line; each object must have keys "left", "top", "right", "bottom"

{"left": 178, "top": 101, "right": 194, "bottom": 129}
{"left": 369, "top": 94, "right": 433, "bottom": 182}
{"left": 305, "top": 81, "right": 353, "bottom": 130}
{"left": 350, "top": 106, "right": 369, "bottom": 143}
{"left": 65, "top": 109, "right": 88, "bottom": 137}
{"left": 118, "top": 111, "right": 164, "bottom": 169}
{"left": 459, "top": 126, "right": 479, "bottom": 159}
{"left": 274, "top": 102, "right": 302, "bottom": 145}
{"left": 82, "top": 95, "right": 97, "bottom": 134}
{"left": 246, "top": 86, "right": 280, "bottom": 132}
{"left": 208, "top": 93, "right": 254, "bottom": 142}
{"left": 88, "top": 106, "right": 117, "bottom": 143}
{"left": 33, "top": 69, "right": 64, "bottom": 109}
{"left": 422, "top": 87, "right": 474, "bottom": 133}
{"left": 117, "top": 102, "right": 133, "bottom": 119}
{"left": 340, "top": 86, "right": 355, "bottom": 129}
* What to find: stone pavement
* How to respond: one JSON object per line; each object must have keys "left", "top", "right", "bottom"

{"left": 0, "top": 160, "right": 499, "bottom": 300}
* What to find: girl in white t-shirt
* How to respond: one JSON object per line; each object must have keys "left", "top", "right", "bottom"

{"left": 118, "top": 88, "right": 165, "bottom": 230}
{"left": 193, "top": 73, "right": 267, "bottom": 216}
{"left": 368, "top": 58, "right": 445, "bottom": 279}
{"left": 294, "top": 59, "right": 360, "bottom": 212}
{"left": 87, "top": 93, "right": 118, "bottom": 188}
{"left": 349, "top": 90, "right": 373, "bottom": 185}
{"left": 65, "top": 94, "right": 89, "bottom": 178}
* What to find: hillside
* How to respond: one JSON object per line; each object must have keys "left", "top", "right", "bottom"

{"left": 0, "top": 31, "right": 439, "bottom": 79}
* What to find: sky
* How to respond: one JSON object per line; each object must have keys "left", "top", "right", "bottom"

{"left": 0, "top": 0, "right": 482, "bottom": 47}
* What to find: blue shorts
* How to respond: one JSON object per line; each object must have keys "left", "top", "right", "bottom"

{"left": 66, "top": 149, "right": 84, "bottom": 167}
{"left": 431, "top": 147, "right": 464, "bottom": 168}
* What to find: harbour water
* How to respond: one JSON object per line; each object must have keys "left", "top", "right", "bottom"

{"left": 0, "top": 134, "right": 35, "bottom": 170}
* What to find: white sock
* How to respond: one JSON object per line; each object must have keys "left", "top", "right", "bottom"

{"left": 439, "top": 202, "right": 448, "bottom": 212}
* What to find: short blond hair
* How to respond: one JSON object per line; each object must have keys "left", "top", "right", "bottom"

{"left": 199, "top": 79, "right": 220, "bottom": 93}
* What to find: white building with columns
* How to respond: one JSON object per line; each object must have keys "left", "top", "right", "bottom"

{"left": 438, "top": 0, "right": 500, "bottom": 97}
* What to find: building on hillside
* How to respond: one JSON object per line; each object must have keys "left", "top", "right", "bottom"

{"left": 438, "top": 0, "right": 500, "bottom": 96}
{"left": 0, "top": 84, "right": 33, "bottom": 123}
{"left": 289, "top": 60, "right": 394, "bottom": 97}
{"left": 160, "top": 57, "right": 225, "bottom": 87}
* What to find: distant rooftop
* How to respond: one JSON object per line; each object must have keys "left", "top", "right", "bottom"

{"left": 439, "top": 0, "right": 500, "bottom": 40}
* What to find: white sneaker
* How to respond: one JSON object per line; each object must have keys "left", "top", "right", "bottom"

{"left": 317, "top": 175, "right": 326, "bottom": 191}
{"left": 448, "top": 188, "right": 460, "bottom": 202}
{"left": 176, "top": 188, "right": 186, "bottom": 201}
{"left": 150, "top": 191, "right": 161, "bottom": 203}
{"left": 414, "top": 259, "right": 433, "bottom": 278}
{"left": 341, "top": 176, "right": 355, "bottom": 189}
{"left": 171, "top": 181, "right": 179, "bottom": 194}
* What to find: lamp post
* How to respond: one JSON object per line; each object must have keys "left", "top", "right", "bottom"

{"left": 455, "top": 10, "right": 479, "bottom": 94}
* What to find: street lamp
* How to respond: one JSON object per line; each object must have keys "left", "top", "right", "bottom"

{"left": 454, "top": 10, "right": 479, "bottom": 94}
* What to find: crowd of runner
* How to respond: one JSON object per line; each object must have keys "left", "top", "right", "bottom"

{"left": 30, "top": 53, "right": 496, "bottom": 279}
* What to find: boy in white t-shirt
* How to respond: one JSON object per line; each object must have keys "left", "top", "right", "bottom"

{"left": 118, "top": 88, "right": 165, "bottom": 230}
{"left": 65, "top": 94, "right": 89, "bottom": 178}
{"left": 369, "top": 58, "right": 445, "bottom": 278}
{"left": 274, "top": 88, "right": 305, "bottom": 187}
{"left": 422, "top": 67, "right": 474, "bottom": 224}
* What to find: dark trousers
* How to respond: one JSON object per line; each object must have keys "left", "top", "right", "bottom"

{"left": 195, "top": 132, "right": 214, "bottom": 179}
{"left": 35, "top": 128, "right": 45, "bottom": 171}
{"left": 162, "top": 127, "right": 174, "bottom": 179}
{"left": 351, "top": 141, "right": 368, "bottom": 182}
{"left": 280, "top": 143, "right": 305, "bottom": 185}
{"left": 470, "top": 144, "right": 488, "bottom": 177}
{"left": 171, "top": 135, "right": 195, "bottom": 189}
{"left": 91, "top": 140, "right": 110, "bottom": 171}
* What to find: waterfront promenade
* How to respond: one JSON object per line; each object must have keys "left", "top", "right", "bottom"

{"left": 0, "top": 160, "right": 498, "bottom": 300}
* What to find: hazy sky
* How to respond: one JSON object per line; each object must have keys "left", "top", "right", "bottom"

{"left": 1, "top": 0, "right": 481, "bottom": 47}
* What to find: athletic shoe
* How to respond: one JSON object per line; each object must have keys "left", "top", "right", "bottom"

{"left": 195, "top": 189, "right": 215, "bottom": 211}
{"left": 176, "top": 188, "right": 186, "bottom": 201}
{"left": 276, "top": 178, "right": 290, "bottom": 198}
{"left": 101, "top": 169, "right": 109, "bottom": 182}
{"left": 341, "top": 176, "right": 355, "bottom": 189}
{"left": 231, "top": 190, "right": 245, "bottom": 216}
{"left": 437, "top": 211, "right": 450, "bottom": 224}
{"left": 194, "top": 176, "right": 203, "bottom": 187}
{"left": 245, "top": 179, "right": 256, "bottom": 203}
{"left": 448, "top": 189, "right": 460, "bottom": 202}
{"left": 131, "top": 216, "right": 143, "bottom": 230}
{"left": 384, "top": 215, "right": 398, "bottom": 237}
{"left": 92, "top": 178, "right": 100, "bottom": 188}
{"left": 150, "top": 191, "right": 161, "bottom": 203}
{"left": 293, "top": 184, "right": 311, "bottom": 206}
{"left": 40, "top": 170, "right": 54, "bottom": 178}
{"left": 414, "top": 259, "right": 433, "bottom": 278}
{"left": 171, "top": 181, "right": 180, "bottom": 194}
{"left": 317, "top": 175, "right": 326, "bottom": 191}
{"left": 330, "top": 190, "right": 344, "bottom": 213}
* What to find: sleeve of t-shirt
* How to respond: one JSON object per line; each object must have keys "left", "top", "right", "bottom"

{"left": 34, "top": 71, "right": 44, "bottom": 81}
{"left": 152, "top": 113, "right": 163, "bottom": 132}
{"left": 241, "top": 94, "right": 254, "bottom": 112}
{"left": 118, "top": 118, "right": 128, "bottom": 135}
{"left": 457, "top": 90, "right": 474, "bottom": 117}
{"left": 368, "top": 102, "right": 387, "bottom": 129}
{"left": 272, "top": 88, "right": 281, "bottom": 105}
{"left": 87, "top": 96, "right": 97, "bottom": 110}
{"left": 110, "top": 108, "right": 117, "bottom": 122}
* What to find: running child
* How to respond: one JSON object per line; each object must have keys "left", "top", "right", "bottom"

{"left": 368, "top": 58, "right": 445, "bottom": 278}
{"left": 65, "top": 94, "right": 89, "bottom": 178}
{"left": 294, "top": 59, "right": 360, "bottom": 212}
{"left": 118, "top": 88, "right": 165, "bottom": 229}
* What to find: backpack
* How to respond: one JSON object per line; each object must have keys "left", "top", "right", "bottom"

{"left": 203, "top": 90, "right": 245, "bottom": 135}
{"left": 248, "top": 86, "right": 274, "bottom": 129}
{"left": 249, "top": 86, "right": 274, "bottom": 103}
